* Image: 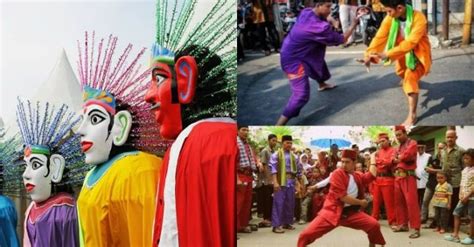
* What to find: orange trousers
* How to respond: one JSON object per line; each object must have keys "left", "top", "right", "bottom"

{"left": 395, "top": 59, "right": 425, "bottom": 95}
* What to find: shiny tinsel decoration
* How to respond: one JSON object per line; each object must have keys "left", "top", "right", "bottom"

{"left": 155, "top": 0, "right": 237, "bottom": 123}
{"left": 77, "top": 31, "right": 172, "bottom": 154}
{"left": 0, "top": 134, "right": 23, "bottom": 196}
{"left": 16, "top": 98, "right": 90, "bottom": 187}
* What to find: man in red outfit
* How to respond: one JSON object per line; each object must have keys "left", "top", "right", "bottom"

{"left": 392, "top": 125, "right": 421, "bottom": 238}
{"left": 371, "top": 133, "right": 397, "bottom": 227}
{"left": 236, "top": 126, "right": 257, "bottom": 233}
{"left": 298, "top": 149, "right": 386, "bottom": 247}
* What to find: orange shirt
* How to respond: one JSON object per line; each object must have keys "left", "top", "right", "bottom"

{"left": 365, "top": 10, "right": 432, "bottom": 75}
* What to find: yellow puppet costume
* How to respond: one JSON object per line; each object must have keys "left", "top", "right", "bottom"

{"left": 365, "top": 9, "right": 432, "bottom": 95}
{"left": 77, "top": 151, "right": 161, "bottom": 247}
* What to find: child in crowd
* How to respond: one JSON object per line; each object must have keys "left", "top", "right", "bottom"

{"left": 432, "top": 172, "right": 452, "bottom": 234}
{"left": 445, "top": 149, "right": 474, "bottom": 244}
{"left": 299, "top": 167, "right": 324, "bottom": 224}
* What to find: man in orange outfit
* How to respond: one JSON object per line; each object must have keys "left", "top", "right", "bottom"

{"left": 392, "top": 125, "right": 420, "bottom": 238}
{"left": 361, "top": 0, "right": 431, "bottom": 126}
{"left": 298, "top": 149, "right": 386, "bottom": 247}
{"left": 371, "top": 133, "right": 397, "bottom": 227}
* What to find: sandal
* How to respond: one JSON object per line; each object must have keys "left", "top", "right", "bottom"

{"left": 461, "top": 237, "right": 474, "bottom": 245}
{"left": 238, "top": 226, "right": 252, "bottom": 233}
{"left": 409, "top": 231, "right": 420, "bottom": 239}
{"left": 283, "top": 224, "right": 295, "bottom": 230}
{"left": 272, "top": 227, "right": 285, "bottom": 234}
{"left": 249, "top": 224, "right": 258, "bottom": 231}
{"left": 444, "top": 235, "right": 461, "bottom": 243}
{"left": 392, "top": 226, "right": 409, "bottom": 232}
{"left": 258, "top": 221, "right": 272, "bottom": 228}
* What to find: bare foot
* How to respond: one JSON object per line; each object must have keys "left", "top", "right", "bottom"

{"left": 402, "top": 116, "right": 417, "bottom": 127}
{"left": 318, "top": 82, "right": 337, "bottom": 92}
{"left": 276, "top": 115, "right": 289, "bottom": 125}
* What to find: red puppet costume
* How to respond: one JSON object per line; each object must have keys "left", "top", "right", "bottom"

{"left": 371, "top": 133, "right": 397, "bottom": 226}
{"left": 298, "top": 150, "right": 386, "bottom": 247}
{"left": 393, "top": 126, "right": 420, "bottom": 237}
{"left": 147, "top": 1, "right": 237, "bottom": 245}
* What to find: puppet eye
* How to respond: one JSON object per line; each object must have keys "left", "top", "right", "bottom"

{"left": 155, "top": 74, "right": 167, "bottom": 85}
{"left": 31, "top": 160, "right": 43, "bottom": 170}
{"left": 90, "top": 114, "right": 106, "bottom": 125}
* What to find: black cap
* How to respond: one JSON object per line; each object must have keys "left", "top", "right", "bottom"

{"left": 282, "top": 135, "right": 293, "bottom": 142}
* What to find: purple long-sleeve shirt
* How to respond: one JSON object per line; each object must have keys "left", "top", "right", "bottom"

{"left": 280, "top": 8, "right": 344, "bottom": 74}
{"left": 270, "top": 151, "right": 301, "bottom": 176}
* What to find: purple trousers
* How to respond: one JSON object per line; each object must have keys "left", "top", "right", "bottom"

{"left": 272, "top": 178, "right": 296, "bottom": 227}
{"left": 282, "top": 62, "right": 331, "bottom": 118}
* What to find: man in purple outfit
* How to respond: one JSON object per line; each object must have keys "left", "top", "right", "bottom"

{"left": 270, "top": 135, "right": 302, "bottom": 233}
{"left": 276, "top": 0, "right": 360, "bottom": 125}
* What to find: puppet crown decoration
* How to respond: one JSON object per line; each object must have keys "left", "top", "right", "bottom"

{"left": 155, "top": 0, "right": 237, "bottom": 123}
{"left": 16, "top": 98, "right": 88, "bottom": 186}
{"left": 0, "top": 134, "right": 23, "bottom": 194}
{"left": 151, "top": 43, "right": 175, "bottom": 65}
{"left": 77, "top": 31, "right": 172, "bottom": 154}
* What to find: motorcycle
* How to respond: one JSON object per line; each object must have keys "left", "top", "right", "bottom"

{"left": 356, "top": 5, "right": 381, "bottom": 46}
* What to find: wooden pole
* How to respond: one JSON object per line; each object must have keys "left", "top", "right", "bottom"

{"left": 462, "top": 0, "right": 473, "bottom": 45}
{"left": 442, "top": 0, "right": 449, "bottom": 40}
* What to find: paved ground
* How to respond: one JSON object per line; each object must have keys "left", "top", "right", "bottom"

{"left": 237, "top": 45, "right": 474, "bottom": 126}
{"left": 238, "top": 217, "right": 467, "bottom": 247}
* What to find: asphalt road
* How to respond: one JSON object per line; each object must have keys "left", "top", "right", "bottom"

{"left": 237, "top": 45, "right": 474, "bottom": 125}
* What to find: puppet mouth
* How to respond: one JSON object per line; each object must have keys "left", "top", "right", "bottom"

{"left": 149, "top": 103, "right": 161, "bottom": 110}
{"left": 81, "top": 141, "right": 93, "bottom": 153}
{"left": 25, "top": 183, "right": 35, "bottom": 193}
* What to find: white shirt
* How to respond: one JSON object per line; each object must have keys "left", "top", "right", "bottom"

{"left": 345, "top": 174, "right": 358, "bottom": 207}
{"left": 416, "top": 152, "right": 431, "bottom": 189}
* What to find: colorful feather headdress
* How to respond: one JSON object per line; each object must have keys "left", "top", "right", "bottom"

{"left": 0, "top": 133, "right": 23, "bottom": 195}
{"left": 15, "top": 98, "right": 89, "bottom": 186}
{"left": 154, "top": 0, "right": 237, "bottom": 124}
{"left": 77, "top": 31, "right": 172, "bottom": 153}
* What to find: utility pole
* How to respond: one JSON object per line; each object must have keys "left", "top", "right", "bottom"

{"left": 421, "top": 0, "right": 428, "bottom": 30}
{"left": 442, "top": 0, "right": 449, "bottom": 40}
{"left": 462, "top": 0, "right": 473, "bottom": 45}
{"left": 432, "top": 0, "right": 437, "bottom": 35}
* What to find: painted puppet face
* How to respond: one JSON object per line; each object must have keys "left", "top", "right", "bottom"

{"left": 22, "top": 152, "right": 65, "bottom": 203}
{"left": 145, "top": 61, "right": 182, "bottom": 140}
{"left": 77, "top": 104, "right": 132, "bottom": 165}
{"left": 23, "top": 154, "right": 52, "bottom": 203}
{"left": 78, "top": 104, "right": 114, "bottom": 165}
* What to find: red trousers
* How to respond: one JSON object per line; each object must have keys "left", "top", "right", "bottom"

{"left": 371, "top": 177, "right": 396, "bottom": 225}
{"left": 311, "top": 193, "right": 326, "bottom": 220}
{"left": 236, "top": 173, "right": 253, "bottom": 230}
{"left": 297, "top": 211, "right": 386, "bottom": 247}
{"left": 394, "top": 175, "right": 421, "bottom": 229}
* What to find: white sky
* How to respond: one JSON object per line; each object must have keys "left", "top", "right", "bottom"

{"left": 0, "top": 0, "right": 156, "bottom": 123}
